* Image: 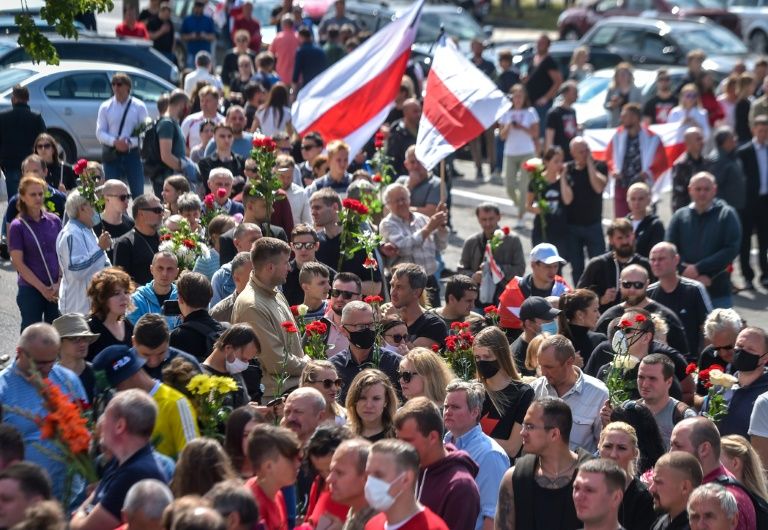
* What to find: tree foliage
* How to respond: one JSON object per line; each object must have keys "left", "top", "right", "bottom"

{"left": 15, "top": 0, "right": 115, "bottom": 65}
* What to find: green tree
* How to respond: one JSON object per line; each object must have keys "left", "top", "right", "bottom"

{"left": 15, "top": 0, "right": 115, "bottom": 65}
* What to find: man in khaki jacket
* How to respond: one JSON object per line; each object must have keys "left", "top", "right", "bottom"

{"left": 233, "top": 237, "right": 308, "bottom": 402}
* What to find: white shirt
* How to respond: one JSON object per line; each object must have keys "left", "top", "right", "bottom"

{"left": 498, "top": 106, "right": 539, "bottom": 156}
{"left": 180, "top": 110, "right": 224, "bottom": 152}
{"left": 183, "top": 67, "right": 223, "bottom": 96}
{"left": 56, "top": 219, "right": 110, "bottom": 315}
{"left": 255, "top": 106, "right": 292, "bottom": 136}
{"left": 96, "top": 95, "right": 149, "bottom": 149}
{"left": 284, "top": 181, "right": 312, "bottom": 226}
{"left": 667, "top": 106, "right": 711, "bottom": 141}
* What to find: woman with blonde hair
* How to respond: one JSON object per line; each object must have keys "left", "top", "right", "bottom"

{"left": 345, "top": 369, "right": 398, "bottom": 442}
{"left": 721, "top": 434, "right": 768, "bottom": 501}
{"left": 568, "top": 45, "right": 593, "bottom": 82}
{"left": 598, "top": 421, "right": 656, "bottom": 530}
{"left": 522, "top": 333, "right": 547, "bottom": 379}
{"left": 604, "top": 63, "right": 641, "bottom": 127}
{"left": 668, "top": 83, "right": 711, "bottom": 140}
{"left": 300, "top": 359, "right": 347, "bottom": 424}
{"left": 473, "top": 326, "right": 534, "bottom": 459}
{"left": 398, "top": 347, "right": 455, "bottom": 406}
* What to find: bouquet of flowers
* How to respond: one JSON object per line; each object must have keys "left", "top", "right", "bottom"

{"left": 480, "top": 227, "right": 510, "bottom": 304}
{"left": 604, "top": 314, "right": 646, "bottom": 406}
{"left": 290, "top": 304, "right": 308, "bottom": 335}
{"left": 337, "top": 198, "right": 380, "bottom": 274}
{"left": 248, "top": 135, "right": 285, "bottom": 237}
{"left": 435, "top": 322, "right": 476, "bottom": 381}
{"left": 484, "top": 306, "right": 500, "bottom": 326}
{"left": 200, "top": 187, "right": 229, "bottom": 229}
{"left": 523, "top": 157, "right": 549, "bottom": 239}
{"left": 159, "top": 218, "right": 209, "bottom": 271}
{"left": 304, "top": 320, "right": 329, "bottom": 359}
{"left": 73, "top": 158, "right": 104, "bottom": 213}
{"left": 489, "top": 226, "right": 511, "bottom": 251}
{"left": 186, "top": 373, "right": 239, "bottom": 439}
{"left": 696, "top": 363, "right": 738, "bottom": 422}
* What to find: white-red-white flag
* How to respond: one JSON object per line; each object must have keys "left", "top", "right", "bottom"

{"left": 415, "top": 37, "right": 511, "bottom": 170}
{"left": 291, "top": 0, "right": 424, "bottom": 157}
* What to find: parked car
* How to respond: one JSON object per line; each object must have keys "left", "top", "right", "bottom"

{"left": 726, "top": 0, "right": 768, "bottom": 52}
{"left": 0, "top": 34, "right": 180, "bottom": 84}
{"left": 557, "top": 0, "right": 740, "bottom": 40}
{"left": 0, "top": 15, "right": 86, "bottom": 35}
{"left": 511, "top": 39, "right": 625, "bottom": 80}
{"left": 0, "top": 61, "right": 176, "bottom": 162}
{"left": 567, "top": 17, "right": 755, "bottom": 75}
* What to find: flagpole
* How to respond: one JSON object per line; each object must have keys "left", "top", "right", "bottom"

{"left": 439, "top": 160, "right": 447, "bottom": 206}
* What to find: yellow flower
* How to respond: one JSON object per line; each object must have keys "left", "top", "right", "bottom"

{"left": 709, "top": 370, "right": 738, "bottom": 389}
{"left": 214, "top": 376, "right": 238, "bottom": 394}
{"left": 187, "top": 374, "right": 215, "bottom": 396}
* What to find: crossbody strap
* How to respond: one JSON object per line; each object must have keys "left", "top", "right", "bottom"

{"left": 18, "top": 217, "right": 54, "bottom": 285}
{"left": 116, "top": 97, "right": 133, "bottom": 139}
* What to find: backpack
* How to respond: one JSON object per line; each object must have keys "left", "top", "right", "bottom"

{"left": 671, "top": 399, "right": 692, "bottom": 424}
{"left": 179, "top": 320, "right": 229, "bottom": 358}
{"left": 140, "top": 118, "right": 167, "bottom": 179}
{"left": 714, "top": 475, "right": 768, "bottom": 530}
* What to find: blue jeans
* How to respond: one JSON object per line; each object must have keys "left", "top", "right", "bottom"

{"left": 535, "top": 101, "right": 552, "bottom": 139}
{"left": 103, "top": 149, "right": 145, "bottom": 198}
{"left": 17, "top": 284, "right": 60, "bottom": 331}
{"left": 568, "top": 222, "right": 606, "bottom": 285}
{"left": 4, "top": 167, "right": 20, "bottom": 201}
{"left": 711, "top": 294, "right": 733, "bottom": 309}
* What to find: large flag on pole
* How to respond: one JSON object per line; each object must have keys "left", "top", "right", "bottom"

{"left": 291, "top": 0, "right": 424, "bottom": 157}
{"left": 415, "top": 37, "right": 511, "bottom": 170}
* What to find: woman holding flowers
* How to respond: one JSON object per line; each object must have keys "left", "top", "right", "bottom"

{"left": 525, "top": 146, "right": 568, "bottom": 251}
{"left": 202, "top": 324, "right": 261, "bottom": 409}
{"left": 34, "top": 132, "right": 76, "bottom": 191}
{"left": 598, "top": 421, "right": 656, "bottom": 530}
{"left": 9, "top": 174, "right": 63, "bottom": 330}
{"left": 301, "top": 360, "right": 347, "bottom": 425}
{"left": 474, "top": 326, "right": 534, "bottom": 459}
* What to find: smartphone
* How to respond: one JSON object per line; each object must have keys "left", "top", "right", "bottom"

{"left": 162, "top": 300, "right": 181, "bottom": 316}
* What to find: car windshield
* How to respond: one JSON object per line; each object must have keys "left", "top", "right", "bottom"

{"left": 669, "top": 0, "right": 724, "bottom": 8}
{"left": 0, "top": 68, "right": 34, "bottom": 93}
{"left": 577, "top": 76, "right": 611, "bottom": 103}
{"left": 672, "top": 26, "right": 747, "bottom": 54}
{"left": 416, "top": 11, "right": 483, "bottom": 42}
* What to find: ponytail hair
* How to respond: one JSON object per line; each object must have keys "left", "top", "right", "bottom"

{"left": 558, "top": 289, "right": 599, "bottom": 342}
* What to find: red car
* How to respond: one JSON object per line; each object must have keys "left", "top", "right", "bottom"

{"left": 557, "top": 0, "right": 741, "bottom": 40}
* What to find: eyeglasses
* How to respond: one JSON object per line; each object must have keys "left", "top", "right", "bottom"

{"left": 112, "top": 81, "right": 125, "bottom": 86}
{"left": 107, "top": 194, "right": 131, "bottom": 202}
{"left": 35, "top": 143, "right": 53, "bottom": 149}
{"left": 140, "top": 206, "right": 164, "bottom": 214}
{"left": 621, "top": 281, "right": 645, "bottom": 289}
{"left": 712, "top": 345, "right": 734, "bottom": 352}
{"left": 292, "top": 241, "right": 316, "bottom": 250}
{"left": 331, "top": 288, "right": 359, "bottom": 300}
{"left": 398, "top": 371, "right": 419, "bottom": 383}
{"left": 309, "top": 378, "right": 342, "bottom": 389}
{"left": 386, "top": 333, "right": 407, "bottom": 344}
{"left": 521, "top": 423, "right": 554, "bottom": 432}
{"left": 301, "top": 144, "right": 319, "bottom": 150}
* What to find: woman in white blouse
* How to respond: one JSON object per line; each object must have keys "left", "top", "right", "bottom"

{"left": 254, "top": 82, "right": 294, "bottom": 137}
{"left": 668, "top": 83, "right": 711, "bottom": 141}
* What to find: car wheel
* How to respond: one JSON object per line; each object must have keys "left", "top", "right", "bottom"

{"left": 562, "top": 27, "right": 581, "bottom": 40}
{"left": 49, "top": 130, "right": 76, "bottom": 163}
{"left": 750, "top": 30, "right": 768, "bottom": 53}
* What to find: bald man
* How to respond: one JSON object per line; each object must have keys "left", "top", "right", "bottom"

{"left": 666, "top": 171, "right": 741, "bottom": 308}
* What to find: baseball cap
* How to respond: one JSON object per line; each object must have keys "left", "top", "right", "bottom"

{"left": 52, "top": 313, "right": 100, "bottom": 344}
{"left": 519, "top": 296, "right": 561, "bottom": 322}
{"left": 92, "top": 345, "right": 146, "bottom": 388}
{"left": 530, "top": 243, "right": 566, "bottom": 265}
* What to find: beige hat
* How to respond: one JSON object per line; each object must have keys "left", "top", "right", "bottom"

{"left": 52, "top": 313, "right": 100, "bottom": 344}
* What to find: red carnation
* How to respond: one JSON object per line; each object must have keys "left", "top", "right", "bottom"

{"left": 484, "top": 306, "right": 498, "bottom": 314}
{"left": 445, "top": 336, "right": 457, "bottom": 352}
{"left": 160, "top": 233, "right": 172, "bottom": 241}
{"left": 686, "top": 363, "right": 698, "bottom": 375}
{"left": 364, "top": 295, "right": 384, "bottom": 304}
{"left": 204, "top": 194, "right": 215, "bottom": 208}
{"left": 372, "top": 174, "right": 382, "bottom": 183}
{"left": 252, "top": 137, "right": 264, "bottom": 148}
{"left": 290, "top": 305, "right": 299, "bottom": 316}
{"left": 620, "top": 319, "right": 633, "bottom": 328}
{"left": 431, "top": 344, "right": 440, "bottom": 352}
{"left": 374, "top": 131, "right": 385, "bottom": 149}
{"left": 502, "top": 226, "right": 511, "bottom": 235}
{"left": 216, "top": 187, "right": 228, "bottom": 199}
{"left": 182, "top": 239, "right": 196, "bottom": 249}
{"left": 450, "top": 322, "right": 464, "bottom": 330}
{"left": 73, "top": 159, "right": 88, "bottom": 175}
{"left": 281, "top": 321, "right": 298, "bottom": 333}
{"left": 363, "top": 256, "right": 378, "bottom": 270}
{"left": 634, "top": 314, "right": 647, "bottom": 323}
{"left": 306, "top": 321, "right": 328, "bottom": 335}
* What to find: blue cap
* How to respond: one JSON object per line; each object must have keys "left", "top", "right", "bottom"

{"left": 92, "top": 345, "right": 146, "bottom": 388}
{"left": 530, "top": 243, "right": 566, "bottom": 265}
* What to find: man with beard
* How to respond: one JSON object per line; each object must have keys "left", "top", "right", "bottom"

{"left": 649, "top": 452, "right": 703, "bottom": 530}
{"left": 202, "top": 105, "right": 253, "bottom": 159}
{"left": 314, "top": 272, "right": 362, "bottom": 358}
{"left": 594, "top": 264, "right": 691, "bottom": 360}
{"left": 578, "top": 218, "right": 652, "bottom": 313}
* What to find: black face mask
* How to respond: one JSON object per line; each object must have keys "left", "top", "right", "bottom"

{"left": 732, "top": 348, "right": 766, "bottom": 372}
{"left": 476, "top": 359, "right": 500, "bottom": 379}
{"left": 348, "top": 328, "right": 376, "bottom": 350}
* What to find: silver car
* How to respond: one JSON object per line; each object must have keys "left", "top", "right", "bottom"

{"left": 0, "top": 61, "right": 176, "bottom": 162}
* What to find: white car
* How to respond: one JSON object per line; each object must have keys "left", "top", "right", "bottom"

{"left": 0, "top": 61, "right": 176, "bottom": 162}
{"left": 727, "top": 0, "right": 768, "bottom": 53}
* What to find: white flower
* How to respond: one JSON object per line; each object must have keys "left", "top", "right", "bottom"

{"left": 612, "top": 354, "right": 640, "bottom": 371}
{"left": 159, "top": 241, "right": 174, "bottom": 253}
{"left": 493, "top": 229, "right": 505, "bottom": 240}
{"left": 709, "top": 369, "right": 738, "bottom": 389}
{"left": 297, "top": 304, "right": 309, "bottom": 316}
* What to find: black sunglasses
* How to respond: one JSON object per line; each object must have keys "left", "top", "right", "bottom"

{"left": 36, "top": 143, "right": 53, "bottom": 149}
{"left": 301, "top": 144, "right": 319, "bottom": 150}
{"left": 292, "top": 242, "right": 316, "bottom": 250}
{"left": 140, "top": 206, "right": 164, "bottom": 214}
{"left": 621, "top": 281, "right": 645, "bottom": 289}
{"left": 386, "top": 333, "right": 407, "bottom": 344}
{"left": 310, "top": 378, "right": 342, "bottom": 389}
{"left": 398, "top": 371, "right": 419, "bottom": 383}
{"left": 330, "top": 288, "right": 359, "bottom": 300}
{"left": 107, "top": 194, "right": 131, "bottom": 202}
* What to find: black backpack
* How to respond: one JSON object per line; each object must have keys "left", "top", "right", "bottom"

{"left": 140, "top": 117, "right": 166, "bottom": 179}
{"left": 179, "top": 320, "right": 229, "bottom": 359}
{"left": 714, "top": 475, "right": 768, "bottom": 530}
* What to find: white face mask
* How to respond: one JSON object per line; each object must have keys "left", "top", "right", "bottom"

{"left": 225, "top": 355, "right": 250, "bottom": 374}
{"left": 364, "top": 474, "right": 402, "bottom": 512}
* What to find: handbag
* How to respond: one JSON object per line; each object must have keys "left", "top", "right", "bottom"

{"left": 102, "top": 98, "right": 133, "bottom": 163}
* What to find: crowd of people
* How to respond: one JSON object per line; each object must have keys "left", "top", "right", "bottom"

{"left": 1, "top": 4, "right": 768, "bottom": 529}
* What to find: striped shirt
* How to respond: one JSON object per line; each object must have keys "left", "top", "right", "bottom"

{"left": 379, "top": 211, "right": 448, "bottom": 276}
{"left": 148, "top": 380, "right": 199, "bottom": 459}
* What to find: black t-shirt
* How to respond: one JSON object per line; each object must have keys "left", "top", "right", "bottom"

{"left": 201, "top": 363, "right": 250, "bottom": 409}
{"left": 481, "top": 380, "right": 534, "bottom": 443}
{"left": 564, "top": 162, "right": 602, "bottom": 225}
{"left": 79, "top": 363, "right": 96, "bottom": 404}
{"left": 102, "top": 214, "right": 135, "bottom": 240}
{"left": 642, "top": 95, "right": 678, "bottom": 124}
{"left": 146, "top": 16, "right": 174, "bottom": 54}
{"left": 316, "top": 232, "right": 382, "bottom": 283}
{"left": 620, "top": 478, "right": 656, "bottom": 530}
{"left": 407, "top": 312, "right": 448, "bottom": 346}
{"left": 529, "top": 177, "right": 567, "bottom": 238}
{"left": 545, "top": 106, "right": 578, "bottom": 161}
{"left": 87, "top": 317, "right": 134, "bottom": 362}
{"left": 525, "top": 55, "right": 559, "bottom": 103}
{"left": 647, "top": 279, "right": 710, "bottom": 358}
{"left": 112, "top": 230, "right": 159, "bottom": 286}
{"left": 510, "top": 336, "right": 535, "bottom": 377}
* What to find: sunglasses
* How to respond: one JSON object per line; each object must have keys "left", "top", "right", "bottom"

{"left": 712, "top": 345, "right": 734, "bottom": 352}
{"left": 140, "top": 206, "right": 164, "bottom": 214}
{"left": 107, "top": 194, "right": 131, "bottom": 202}
{"left": 292, "top": 241, "right": 316, "bottom": 250}
{"left": 310, "top": 378, "right": 343, "bottom": 389}
{"left": 301, "top": 144, "right": 319, "bottom": 150}
{"left": 386, "top": 333, "right": 407, "bottom": 344}
{"left": 398, "top": 371, "right": 419, "bottom": 383}
{"left": 331, "top": 288, "right": 359, "bottom": 300}
{"left": 36, "top": 143, "right": 53, "bottom": 149}
{"left": 621, "top": 281, "right": 645, "bottom": 289}
{"left": 112, "top": 81, "right": 126, "bottom": 86}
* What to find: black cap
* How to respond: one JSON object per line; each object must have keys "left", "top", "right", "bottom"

{"left": 519, "top": 296, "right": 561, "bottom": 322}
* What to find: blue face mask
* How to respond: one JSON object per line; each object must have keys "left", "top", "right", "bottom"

{"left": 541, "top": 320, "right": 558, "bottom": 336}
{"left": 90, "top": 210, "right": 101, "bottom": 226}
